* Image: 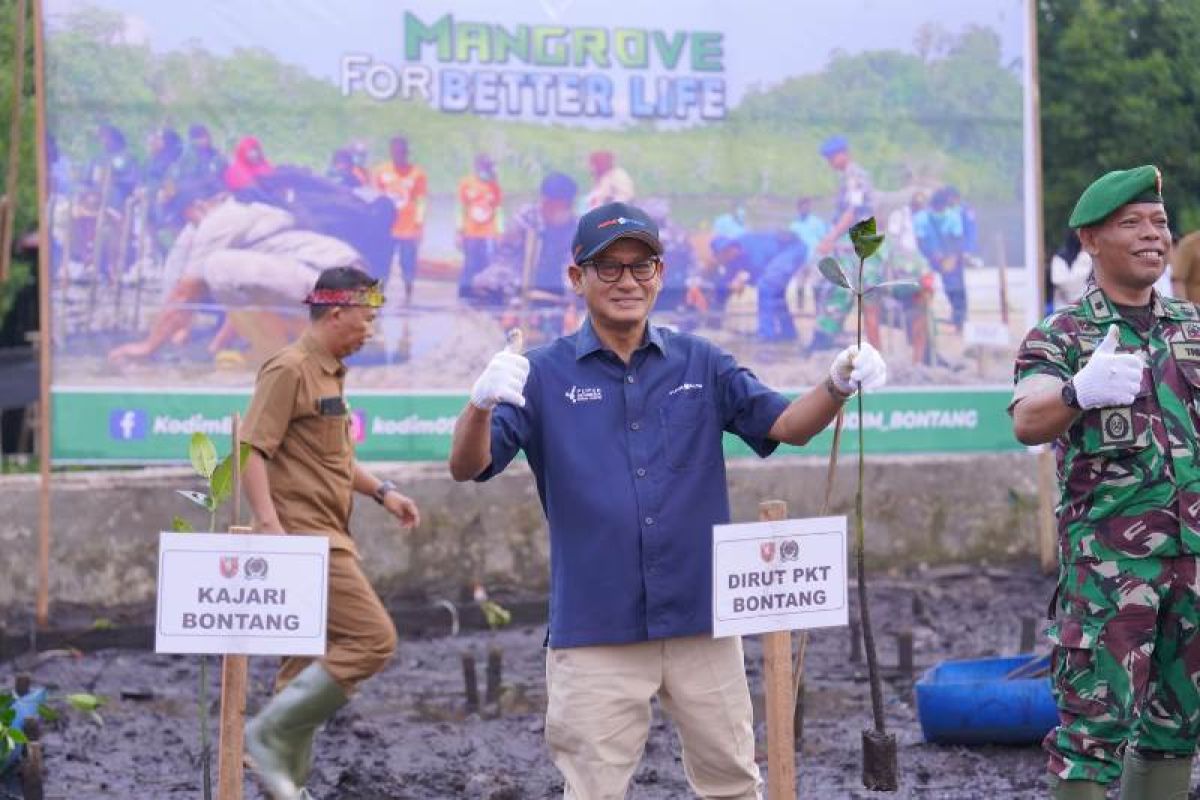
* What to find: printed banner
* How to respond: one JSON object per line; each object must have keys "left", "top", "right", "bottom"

{"left": 42, "top": 0, "right": 1035, "bottom": 462}
{"left": 55, "top": 386, "right": 1024, "bottom": 462}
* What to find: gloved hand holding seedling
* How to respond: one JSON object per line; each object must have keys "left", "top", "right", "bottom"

{"left": 817, "top": 217, "right": 915, "bottom": 792}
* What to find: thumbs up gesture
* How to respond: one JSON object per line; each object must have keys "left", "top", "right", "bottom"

{"left": 1070, "top": 324, "right": 1144, "bottom": 409}
{"left": 469, "top": 329, "right": 530, "bottom": 410}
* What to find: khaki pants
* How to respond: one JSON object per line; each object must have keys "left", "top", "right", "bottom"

{"left": 276, "top": 548, "right": 397, "bottom": 696}
{"left": 545, "top": 635, "right": 761, "bottom": 800}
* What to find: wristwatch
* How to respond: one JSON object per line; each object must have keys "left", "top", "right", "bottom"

{"left": 1061, "top": 380, "right": 1081, "bottom": 410}
{"left": 372, "top": 479, "right": 399, "bottom": 505}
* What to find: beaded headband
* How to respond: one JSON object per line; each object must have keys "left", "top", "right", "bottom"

{"left": 303, "top": 286, "right": 385, "bottom": 308}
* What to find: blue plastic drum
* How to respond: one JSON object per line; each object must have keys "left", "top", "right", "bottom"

{"left": 915, "top": 654, "right": 1058, "bottom": 745}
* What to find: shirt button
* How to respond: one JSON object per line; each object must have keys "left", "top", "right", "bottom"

{"left": 630, "top": 421, "right": 640, "bottom": 431}
{"left": 644, "top": 516, "right": 654, "bottom": 526}
{"left": 636, "top": 468, "right": 647, "bottom": 477}
{"left": 626, "top": 375, "right": 635, "bottom": 383}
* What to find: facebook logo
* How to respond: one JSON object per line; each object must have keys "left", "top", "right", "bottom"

{"left": 108, "top": 409, "right": 148, "bottom": 441}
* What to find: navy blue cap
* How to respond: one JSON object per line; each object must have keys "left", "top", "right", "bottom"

{"left": 572, "top": 202, "right": 663, "bottom": 264}
{"left": 819, "top": 135, "right": 848, "bottom": 159}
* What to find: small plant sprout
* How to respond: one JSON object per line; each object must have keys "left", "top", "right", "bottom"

{"left": 472, "top": 584, "right": 512, "bottom": 631}
{"left": 173, "top": 432, "right": 250, "bottom": 800}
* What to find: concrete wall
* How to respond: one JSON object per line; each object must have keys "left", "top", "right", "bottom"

{"left": 0, "top": 452, "right": 1043, "bottom": 612}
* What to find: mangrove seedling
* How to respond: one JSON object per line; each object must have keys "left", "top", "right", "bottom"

{"left": 817, "top": 217, "right": 915, "bottom": 791}
{"left": 173, "top": 432, "right": 250, "bottom": 800}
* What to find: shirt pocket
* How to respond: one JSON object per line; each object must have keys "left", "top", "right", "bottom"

{"left": 1075, "top": 391, "right": 1152, "bottom": 458}
{"left": 315, "top": 414, "right": 349, "bottom": 454}
{"left": 1071, "top": 394, "right": 1152, "bottom": 519}
{"left": 660, "top": 395, "right": 721, "bottom": 471}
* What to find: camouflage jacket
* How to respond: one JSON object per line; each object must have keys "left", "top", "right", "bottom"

{"left": 1013, "top": 286, "right": 1200, "bottom": 564}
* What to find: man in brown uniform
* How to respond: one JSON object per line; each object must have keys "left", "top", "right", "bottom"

{"left": 241, "top": 266, "right": 420, "bottom": 800}
{"left": 1170, "top": 230, "right": 1200, "bottom": 302}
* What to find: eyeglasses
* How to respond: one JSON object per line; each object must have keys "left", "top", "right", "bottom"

{"left": 582, "top": 257, "right": 662, "bottom": 283}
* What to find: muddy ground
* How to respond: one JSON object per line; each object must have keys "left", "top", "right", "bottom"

{"left": 0, "top": 563, "right": 1174, "bottom": 800}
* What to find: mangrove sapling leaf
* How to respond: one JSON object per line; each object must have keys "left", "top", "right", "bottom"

{"left": 865, "top": 280, "right": 919, "bottom": 295}
{"left": 65, "top": 693, "right": 106, "bottom": 714}
{"left": 171, "top": 515, "right": 195, "bottom": 533}
{"left": 209, "top": 442, "right": 252, "bottom": 509}
{"left": 480, "top": 600, "right": 512, "bottom": 630}
{"left": 473, "top": 585, "right": 512, "bottom": 631}
{"left": 65, "top": 693, "right": 107, "bottom": 727}
{"left": 188, "top": 433, "right": 218, "bottom": 480}
{"left": 818, "top": 256, "right": 853, "bottom": 290}
{"left": 5, "top": 728, "right": 25, "bottom": 746}
{"left": 176, "top": 490, "right": 212, "bottom": 511}
{"left": 35, "top": 703, "right": 57, "bottom": 722}
{"left": 849, "top": 218, "right": 884, "bottom": 261}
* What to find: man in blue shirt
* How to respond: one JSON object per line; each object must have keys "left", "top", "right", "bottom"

{"left": 710, "top": 232, "right": 806, "bottom": 341}
{"left": 449, "top": 202, "right": 888, "bottom": 799}
{"left": 790, "top": 195, "right": 830, "bottom": 313}
{"left": 929, "top": 187, "right": 968, "bottom": 332}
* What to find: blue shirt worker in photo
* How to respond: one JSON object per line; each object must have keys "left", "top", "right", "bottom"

{"left": 449, "top": 202, "right": 888, "bottom": 800}
{"left": 710, "top": 232, "right": 807, "bottom": 341}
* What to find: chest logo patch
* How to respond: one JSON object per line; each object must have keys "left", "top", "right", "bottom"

{"left": 669, "top": 382, "right": 704, "bottom": 396}
{"left": 565, "top": 385, "right": 603, "bottom": 404}
{"left": 1100, "top": 407, "right": 1135, "bottom": 447}
{"left": 1183, "top": 323, "right": 1200, "bottom": 341}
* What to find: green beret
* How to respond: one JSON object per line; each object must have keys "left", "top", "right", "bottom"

{"left": 1069, "top": 165, "right": 1163, "bottom": 228}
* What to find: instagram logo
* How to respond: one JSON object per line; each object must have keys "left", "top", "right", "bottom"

{"left": 350, "top": 409, "right": 367, "bottom": 443}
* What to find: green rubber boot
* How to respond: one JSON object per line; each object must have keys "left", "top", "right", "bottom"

{"left": 291, "top": 731, "right": 315, "bottom": 787}
{"left": 1119, "top": 748, "right": 1192, "bottom": 800}
{"left": 1051, "top": 777, "right": 1107, "bottom": 800}
{"left": 245, "top": 663, "right": 347, "bottom": 800}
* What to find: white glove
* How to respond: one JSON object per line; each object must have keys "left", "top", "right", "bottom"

{"left": 830, "top": 342, "right": 888, "bottom": 395}
{"left": 1072, "top": 324, "right": 1143, "bottom": 410}
{"left": 470, "top": 345, "right": 529, "bottom": 411}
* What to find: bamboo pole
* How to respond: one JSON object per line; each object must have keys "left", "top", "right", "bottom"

{"left": 32, "top": 0, "right": 50, "bottom": 628}
{"left": 758, "top": 499, "right": 795, "bottom": 800}
{"left": 0, "top": 0, "right": 28, "bottom": 283}
{"left": 217, "top": 414, "right": 248, "bottom": 800}
{"left": 793, "top": 407, "right": 846, "bottom": 723}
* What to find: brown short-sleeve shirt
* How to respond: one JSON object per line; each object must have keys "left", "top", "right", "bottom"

{"left": 241, "top": 332, "right": 357, "bottom": 555}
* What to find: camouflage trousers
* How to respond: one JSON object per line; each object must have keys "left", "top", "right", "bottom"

{"left": 814, "top": 285, "right": 853, "bottom": 336}
{"left": 1044, "top": 556, "right": 1200, "bottom": 783}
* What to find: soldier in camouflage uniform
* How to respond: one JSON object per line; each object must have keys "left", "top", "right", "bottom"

{"left": 1011, "top": 165, "right": 1200, "bottom": 800}
{"left": 810, "top": 135, "right": 876, "bottom": 352}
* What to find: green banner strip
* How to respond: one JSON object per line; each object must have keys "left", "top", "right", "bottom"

{"left": 53, "top": 388, "right": 1022, "bottom": 463}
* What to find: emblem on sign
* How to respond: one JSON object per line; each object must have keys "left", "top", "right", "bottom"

{"left": 780, "top": 540, "right": 800, "bottom": 562}
{"left": 244, "top": 556, "right": 269, "bottom": 581}
{"left": 219, "top": 556, "right": 239, "bottom": 579}
{"left": 759, "top": 541, "right": 776, "bottom": 563}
